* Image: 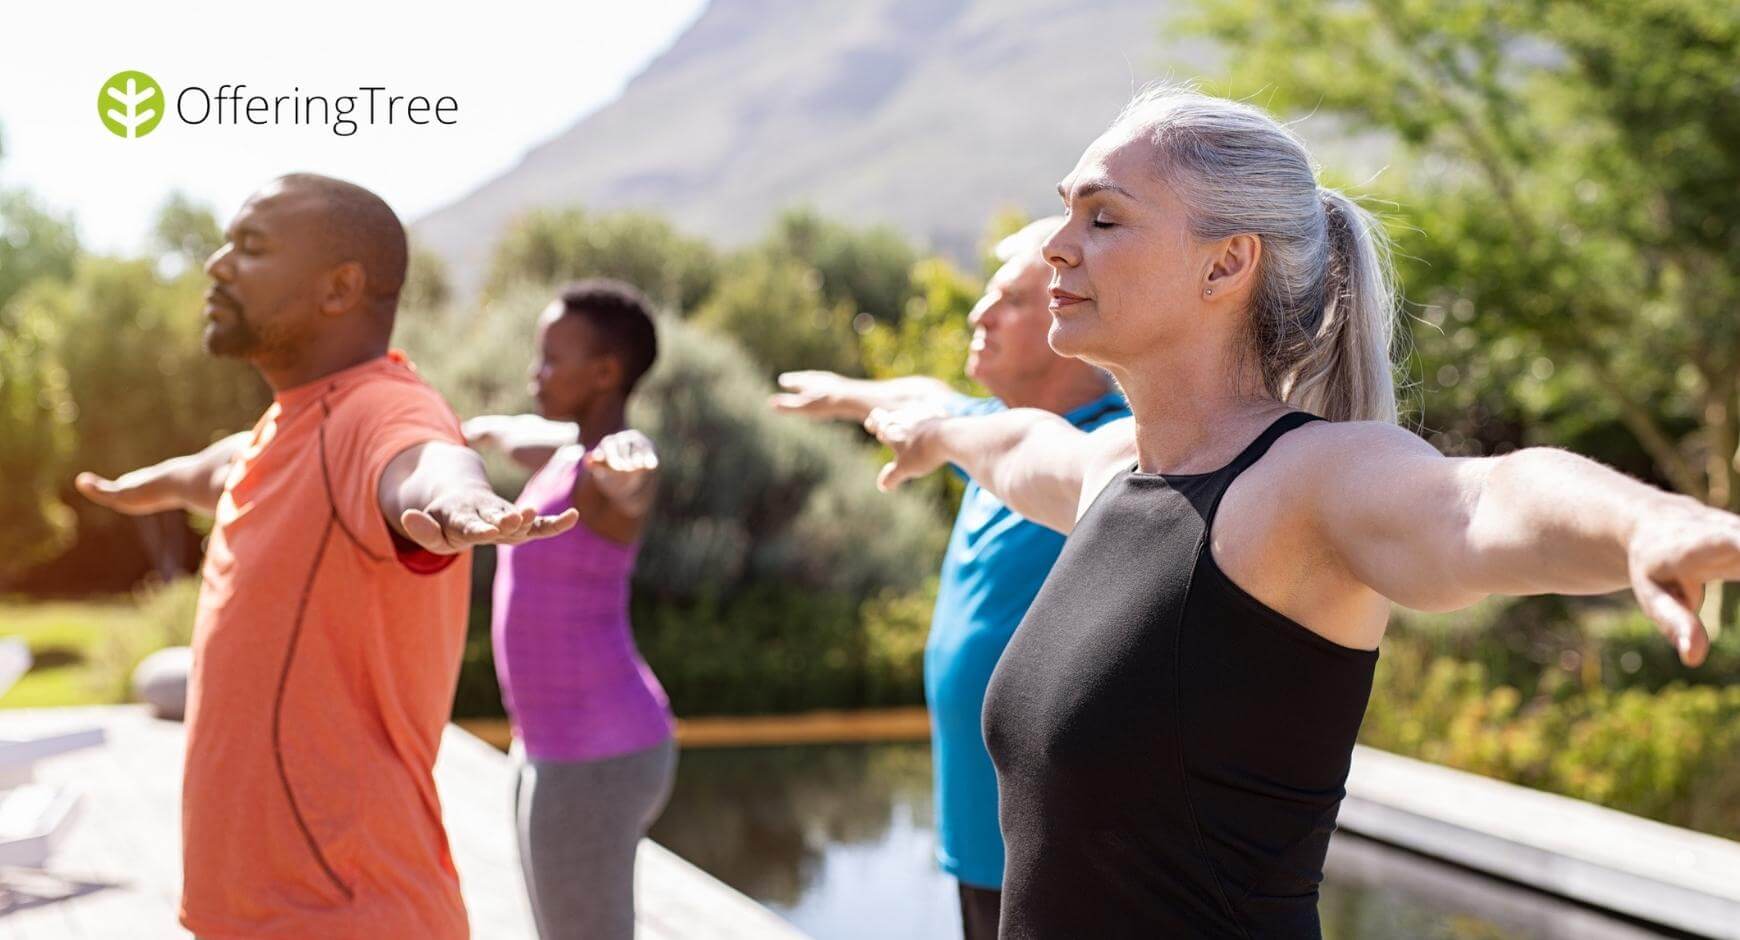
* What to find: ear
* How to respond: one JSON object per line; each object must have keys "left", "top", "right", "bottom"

{"left": 1203, "top": 233, "right": 1262, "bottom": 301}
{"left": 592, "top": 353, "right": 625, "bottom": 393}
{"left": 319, "top": 261, "right": 368, "bottom": 317}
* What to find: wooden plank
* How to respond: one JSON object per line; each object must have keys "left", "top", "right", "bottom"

{"left": 459, "top": 707, "right": 933, "bottom": 753}
{"left": 0, "top": 707, "right": 808, "bottom": 939}
{"left": 1341, "top": 744, "right": 1740, "bottom": 939}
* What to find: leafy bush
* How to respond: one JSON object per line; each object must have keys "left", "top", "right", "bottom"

{"left": 485, "top": 207, "right": 719, "bottom": 314}
{"left": 91, "top": 577, "right": 199, "bottom": 703}
{"left": 762, "top": 208, "right": 918, "bottom": 325}
{"left": 693, "top": 249, "right": 862, "bottom": 379}
{"left": 0, "top": 303, "right": 76, "bottom": 582}
{"left": 1364, "top": 626, "right": 1740, "bottom": 839}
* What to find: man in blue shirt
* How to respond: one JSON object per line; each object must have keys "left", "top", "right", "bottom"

{"left": 772, "top": 218, "right": 1128, "bottom": 940}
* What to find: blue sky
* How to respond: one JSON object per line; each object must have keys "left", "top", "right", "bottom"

{"left": 0, "top": 1, "right": 707, "bottom": 254}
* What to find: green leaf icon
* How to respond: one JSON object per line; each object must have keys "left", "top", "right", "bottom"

{"left": 99, "top": 70, "right": 164, "bottom": 139}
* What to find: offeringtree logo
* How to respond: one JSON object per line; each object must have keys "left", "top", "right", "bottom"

{"left": 99, "top": 70, "right": 164, "bottom": 139}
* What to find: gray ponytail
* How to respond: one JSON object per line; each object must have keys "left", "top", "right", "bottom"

{"left": 1112, "top": 86, "right": 1398, "bottom": 423}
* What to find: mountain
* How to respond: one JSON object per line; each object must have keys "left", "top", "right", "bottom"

{"left": 413, "top": 0, "right": 1219, "bottom": 297}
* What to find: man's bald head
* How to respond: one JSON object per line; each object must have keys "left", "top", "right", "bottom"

{"left": 266, "top": 173, "right": 408, "bottom": 315}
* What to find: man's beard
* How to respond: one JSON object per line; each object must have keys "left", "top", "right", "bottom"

{"left": 202, "top": 305, "right": 263, "bottom": 358}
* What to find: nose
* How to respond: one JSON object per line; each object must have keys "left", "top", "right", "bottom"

{"left": 1043, "top": 218, "right": 1080, "bottom": 270}
{"left": 203, "top": 243, "right": 232, "bottom": 280}
{"left": 967, "top": 295, "right": 992, "bottom": 331}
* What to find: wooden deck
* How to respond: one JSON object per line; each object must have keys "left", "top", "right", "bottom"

{"left": 0, "top": 706, "right": 808, "bottom": 939}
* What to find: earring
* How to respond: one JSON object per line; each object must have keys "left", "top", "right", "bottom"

{"left": 1204, "top": 288, "right": 1214, "bottom": 296}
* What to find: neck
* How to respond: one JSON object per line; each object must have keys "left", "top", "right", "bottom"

{"left": 258, "top": 338, "right": 388, "bottom": 395}
{"left": 1107, "top": 332, "right": 1286, "bottom": 474}
{"left": 573, "top": 395, "right": 628, "bottom": 449}
{"left": 993, "top": 365, "right": 1112, "bottom": 415}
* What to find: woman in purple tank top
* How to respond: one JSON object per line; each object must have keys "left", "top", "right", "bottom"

{"left": 465, "top": 279, "right": 675, "bottom": 940}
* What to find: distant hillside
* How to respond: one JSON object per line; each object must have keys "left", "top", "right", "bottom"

{"left": 414, "top": 0, "right": 1252, "bottom": 297}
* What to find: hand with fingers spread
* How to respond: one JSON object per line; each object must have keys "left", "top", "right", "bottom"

{"left": 584, "top": 430, "right": 660, "bottom": 510}
{"left": 1626, "top": 498, "right": 1738, "bottom": 666}
{"left": 865, "top": 404, "right": 953, "bottom": 491}
{"left": 399, "top": 487, "right": 579, "bottom": 555}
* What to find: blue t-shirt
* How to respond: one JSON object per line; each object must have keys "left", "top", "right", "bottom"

{"left": 926, "top": 390, "right": 1130, "bottom": 888}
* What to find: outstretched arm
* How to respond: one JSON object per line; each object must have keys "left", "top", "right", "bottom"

{"left": 463, "top": 414, "right": 579, "bottom": 470}
{"left": 380, "top": 441, "right": 578, "bottom": 555}
{"left": 864, "top": 406, "right": 1133, "bottom": 534}
{"left": 1304, "top": 422, "right": 1732, "bottom": 665}
{"left": 75, "top": 432, "right": 249, "bottom": 517}
{"left": 770, "top": 371, "right": 960, "bottom": 423}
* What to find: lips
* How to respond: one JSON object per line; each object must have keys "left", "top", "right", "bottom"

{"left": 203, "top": 287, "right": 240, "bottom": 318}
{"left": 1048, "top": 286, "right": 1089, "bottom": 311}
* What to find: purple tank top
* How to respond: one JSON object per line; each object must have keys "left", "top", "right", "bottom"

{"left": 492, "top": 446, "right": 674, "bottom": 761}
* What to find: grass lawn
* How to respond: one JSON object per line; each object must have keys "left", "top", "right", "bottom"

{"left": 0, "top": 585, "right": 196, "bottom": 709}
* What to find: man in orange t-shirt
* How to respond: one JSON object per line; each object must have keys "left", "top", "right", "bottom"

{"left": 76, "top": 174, "right": 576, "bottom": 939}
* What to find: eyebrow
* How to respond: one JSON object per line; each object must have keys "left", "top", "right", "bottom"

{"left": 1057, "top": 178, "right": 1134, "bottom": 204}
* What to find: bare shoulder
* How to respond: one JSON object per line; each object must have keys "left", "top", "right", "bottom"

{"left": 1076, "top": 416, "right": 1139, "bottom": 520}
{"left": 1258, "top": 419, "right": 1443, "bottom": 490}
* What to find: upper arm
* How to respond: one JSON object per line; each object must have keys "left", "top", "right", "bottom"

{"left": 189, "top": 432, "right": 250, "bottom": 514}
{"left": 1295, "top": 421, "right": 1493, "bottom": 612}
{"left": 985, "top": 413, "right": 1135, "bottom": 535}
{"left": 324, "top": 384, "right": 466, "bottom": 553}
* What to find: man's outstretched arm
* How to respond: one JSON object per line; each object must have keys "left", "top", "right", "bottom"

{"left": 379, "top": 441, "right": 578, "bottom": 555}
{"left": 770, "top": 370, "right": 959, "bottom": 423}
{"left": 75, "top": 432, "right": 249, "bottom": 517}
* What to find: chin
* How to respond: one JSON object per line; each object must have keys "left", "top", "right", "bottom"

{"left": 1046, "top": 318, "right": 1095, "bottom": 360}
{"left": 202, "top": 325, "right": 254, "bottom": 359}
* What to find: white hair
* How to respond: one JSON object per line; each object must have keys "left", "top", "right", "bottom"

{"left": 994, "top": 215, "right": 1065, "bottom": 264}
{"left": 1111, "top": 85, "right": 1398, "bottom": 423}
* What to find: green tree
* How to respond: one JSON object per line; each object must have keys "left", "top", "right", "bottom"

{"left": 16, "top": 259, "right": 271, "bottom": 552}
{"left": 150, "top": 192, "right": 222, "bottom": 274}
{"left": 485, "top": 207, "right": 719, "bottom": 313}
{"left": 1188, "top": 0, "right": 1740, "bottom": 617}
{"left": 0, "top": 304, "right": 76, "bottom": 582}
{"left": 0, "top": 168, "right": 80, "bottom": 311}
{"left": 694, "top": 250, "right": 862, "bottom": 378}
{"left": 764, "top": 208, "right": 919, "bottom": 325}
{"left": 402, "top": 246, "right": 453, "bottom": 312}
{"left": 1188, "top": 1, "right": 1740, "bottom": 495}
{"left": 859, "top": 257, "right": 981, "bottom": 390}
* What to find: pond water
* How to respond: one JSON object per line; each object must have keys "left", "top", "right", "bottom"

{"left": 648, "top": 742, "right": 1682, "bottom": 940}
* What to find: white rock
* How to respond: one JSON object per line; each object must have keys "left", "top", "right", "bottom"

{"left": 132, "top": 647, "right": 192, "bottom": 721}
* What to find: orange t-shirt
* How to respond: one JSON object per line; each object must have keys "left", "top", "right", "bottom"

{"left": 179, "top": 352, "right": 473, "bottom": 940}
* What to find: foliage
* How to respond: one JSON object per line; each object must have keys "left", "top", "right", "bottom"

{"left": 1365, "top": 626, "right": 1740, "bottom": 839}
{"left": 0, "top": 304, "right": 76, "bottom": 582}
{"left": 484, "top": 207, "right": 719, "bottom": 313}
{"left": 761, "top": 208, "right": 919, "bottom": 325}
{"left": 91, "top": 577, "right": 198, "bottom": 703}
{"left": 150, "top": 192, "right": 222, "bottom": 275}
{"left": 21, "top": 257, "right": 270, "bottom": 482}
{"left": 0, "top": 188, "right": 80, "bottom": 312}
{"left": 402, "top": 246, "right": 453, "bottom": 312}
{"left": 1185, "top": 0, "right": 1740, "bottom": 514}
{"left": 693, "top": 248, "right": 863, "bottom": 379}
{"left": 859, "top": 257, "right": 982, "bottom": 390}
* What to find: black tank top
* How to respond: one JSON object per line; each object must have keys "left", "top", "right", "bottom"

{"left": 982, "top": 411, "right": 1377, "bottom": 939}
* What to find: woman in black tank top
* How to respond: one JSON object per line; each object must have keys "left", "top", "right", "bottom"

{"left": 863, "top": 87, "right": 1735, "bottom": 939}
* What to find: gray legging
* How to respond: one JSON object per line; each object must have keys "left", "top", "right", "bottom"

{"left": 512, "top": 739, "right": 678, "bottom": 940}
